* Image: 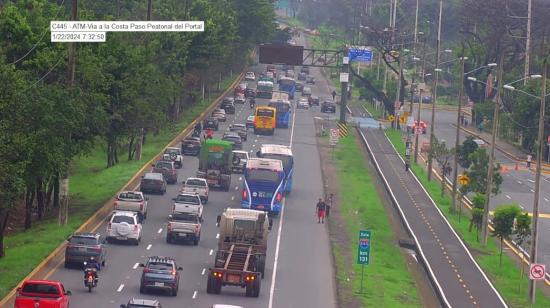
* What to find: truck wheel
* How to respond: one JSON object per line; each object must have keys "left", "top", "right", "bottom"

{"left": 166, "top": 234, "right": 172, "bottom": 244}
{"left": 193, "top": 234, "right": 200, "bottom": 246}
{"left": 245, "top": 278, "right": 261, "bottom": 297}
{"left": 257, "top": 255, "right": 266, "bottom": 279}
{"left": 207, "top": 275, "right": 222, "bottom": 294}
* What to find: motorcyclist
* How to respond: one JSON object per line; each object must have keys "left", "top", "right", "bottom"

{"left": 205, "top": 127, "right": 214, "bottom": 140}
{"left": 83, "top": 257, "right": 99, "bottom": 281}
{"left": 250, "top": 98, "right": 256, "bottom": 109}
{"left": 194, "top": 122, "right": 202, "bottom": 135}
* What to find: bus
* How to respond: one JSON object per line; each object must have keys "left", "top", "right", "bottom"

{"left": 268, "top": 92, "right": 292, "bottom": 128}
{"left": 241, "top": 158, "right": 285, "bottom": 214}
{"left": 278, "top": 76, "right": 296, "bottom": 99}
{"left": 257, "top": 144, "right": 294, "bottom": 194}
{"left": 254, "top": 106, "right": 277, "bottom": 135}
{"left": 257, "top": 80, "right": 274, "bottom": 99}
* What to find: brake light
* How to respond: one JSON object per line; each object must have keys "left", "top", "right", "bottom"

{"left": 172, "top": 270, "right": 177, "bottom": 276}
{"left": 242, "top": 189, "right": 247, "bottom": 200}
{"left": 245, "top": 275, "right": 256, "bottom": 281}
{"left": 139, "top": 202, "right": 144, "bottom": 211}
{"left": 107, "top": 223, "right": 112, "bottom": 231}
{"left": 134, "top": 224, "right": 139, "bottom": 231}
{"left": 212, "top": 272, "right": 223, "bottom": 278}
{"left": 167, "top": 223, "right": 172, "bottom": 232}
{"left": 143, "top": 268, "right": 150, "bottom": 273}
{"left": 276, "top": 192, "right": 282, "bottom": 202}
{"left": 194, "top": 225, "right": 200, "bottom": 234}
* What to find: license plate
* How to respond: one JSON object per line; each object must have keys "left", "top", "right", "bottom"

{"left": 154, "top": 282, "right": 164, "bottom": 287}
{"left": 77, "top": 247, "right": 87, "bottom": 252}
{"left": 178, "top": 233, "right": 188, "bottom": 236}
{"left": 228, "top": 274, "right": 240, "bottom": 283}
{"left": 116, "top": 237, "right": 127, "bottom": 240}
{"left": 256, "top": 204, "right": 264, "bottom": 209}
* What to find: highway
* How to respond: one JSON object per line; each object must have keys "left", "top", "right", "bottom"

{"left": 1, "top": 34, "right": 338, "bottom": 308}
{"left": 358, "top": 126, "right": 508, "bottom": 307}
{"left": 417, "top": 107, "right": 550, "bottom": 272}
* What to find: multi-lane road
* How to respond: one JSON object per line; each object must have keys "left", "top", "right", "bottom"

{"left": 3, "top": 34, "right": 341, "bottom": 308}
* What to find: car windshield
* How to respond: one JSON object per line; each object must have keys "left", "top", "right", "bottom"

{"left": 118, "top": 192, "right": 143, "bottom": 201}
{"left": 112, "top": 215, "right": 135, "bottom": 224}
{"left": 22, "top": 283, "right": 60, "bottom": 295}
{"left": 69, "top": 236, "right": 98, "bottom": 246}
{"left": 186, "top": 179, "right": 206, "bottom": 186}
{"left": 165, "top": 148, "right": 179, "bottom": 154}
{"left": 143, "top": 173, "right": 162, "bottom": 180}
{"left": 172, "top": 212, "right": 197, "bottom": 222}
{"left": 147, "top": 262, "right": 173, "bottom": 271}
{"left": 175, "top": 194, "right": 199, "bottom": 204}
{"left": 155, "top": 162, "right": 172, "bottom": 169}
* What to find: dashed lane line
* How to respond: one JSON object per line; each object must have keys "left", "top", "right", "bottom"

{"left": 216, "top": 233, "right": 220, "bottom": 239}
{"left": 209, "top": 249, "right": 214, "bottom": 256}
{"left": 201, "top": 268, "right": 206, "bottom": 275}
{"left": 505, "top": 195, "right": 511, "bottom": 200}
{"left": 133, "top": 263, "right": 139, "bottom": 270}
{"left": 157, "top": 228, "right": 163, "bottom": 234}
{"left": 192, "top": 290, "right": 198, "bottom": 299}
{"left": 146, "top": 244, "right": 152, "bottom": 250}
{"left": 117, "top": 284, "right": 125, "bottom": 292}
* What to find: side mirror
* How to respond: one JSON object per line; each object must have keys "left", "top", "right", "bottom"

{"left": 216, "top": 215, "right": 221, "bottom": 225}
{"left": 168, "top": 214, "right": 173, "bottom": 220}
{"left": 138, "top": 263, "right": 145, "bottom": 267}
{"left": 268, "top": 218, "right": 274, "bottom": 231}
{"left": 177, "top": 266, "right": 183, "bottom": 271}
{"left": 65, "top": 290, "right": 72, "bottom": 296}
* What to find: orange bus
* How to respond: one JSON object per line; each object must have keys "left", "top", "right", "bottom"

{"left": 254, "top": 106, "right": 277, "bottom": 135}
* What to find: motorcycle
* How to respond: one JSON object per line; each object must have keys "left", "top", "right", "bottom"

{"left": 192, "top": 129, "right": 201, "bottom": 138}
{"left": 249, "top": 99, "right": 255, "bottom": 109}
{"left": 83, "top": 262, "right": 98, "bottom": 292}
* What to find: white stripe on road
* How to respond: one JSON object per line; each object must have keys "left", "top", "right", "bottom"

{"left": 531, "top": 189, "right": 535, "bottom": 193}
{"left": 117, "top": 284, "right": 125, "bottom": 292}
{"left": 520, "top": 204, "right": 525, "bottom": 210}
{"left": 216, "top": 233, "right": 220, "bottom": 239}
{"left": 146, "top": 244, "right": 152, "bottom": 250}
{"left": 231, "top": 196, "right": 235, "bottom": 200}
{"left": 517, "top": 180, "right": 522, "bottom": 184}
{"left": 528, "top": 179, "right": 535, "bottom": 183}
{"left": 250, "top": 150, "right": 253, "bottom": 153}
{"left": 192, "top": 290, "right": 198, "bottom": 299}
{"left": 268, "top": 198, "right": 286, "bottom": 308}
{"left": 255, "top": 139, "right": 258, "bottom": 142}
{"left": 235, "top": 186, "right": 239, "bottom": 190}
{"left": 505, "top": 195, "right": 511, "bottom": 200}
{"left": 201, "top": 268, "right": 206, "bottom": 275}
{"left": 209, "top": 249, "right": 214, "bottom": 256}
{"left": 157, "top": 228, "right": 163, "bottom": 234}
{"left": 239, "top": 176, "right": 242, "bottom": 181}
{"left": 545, "top": 197, "right": 550, "bottom": 202}
{"left": 133, "top": 263, "right": 139, "bottom": 269}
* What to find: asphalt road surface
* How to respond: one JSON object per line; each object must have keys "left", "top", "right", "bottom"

{"left": 15, "top": 36, "right": 338, "bottom": 308}
{"left": 359, "top": 126, "right": 507, "bottom": 308}
{"left": 419, "top": 107, "right": 550, "bottom": 272}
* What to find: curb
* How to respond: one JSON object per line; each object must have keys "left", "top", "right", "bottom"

{"left": 0, "top": 49, "right": 253, "bottom": 306}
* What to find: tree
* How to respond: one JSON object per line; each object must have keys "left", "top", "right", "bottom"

{"left": 469, "top": 193, "right": 485, "bottom": 241}
{"left": 456, "top": 136, "right": 479, "bottom": 169}
{"left": 464, "top": 148, "right": 502, "bottom": 195}
{"left": 431, "top": 137, "right": 455, "bottom": 196}
{"left": 491, "top": 204, "right": 521, "bottom": 266}
{"left": 514, "top": 212, "right": 531, "bottom": 280}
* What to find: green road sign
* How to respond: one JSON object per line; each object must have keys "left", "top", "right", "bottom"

{"left": 357, "top": 230, "right": 371, "bottom": 265}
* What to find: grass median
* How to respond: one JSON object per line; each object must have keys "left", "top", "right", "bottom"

{"left": 0, "top": 75, "right": 238, "bottom": 299}
{"left": 385, "top": 129, "right": 550, "bottom": 308}
{"left": 333, "top": 131, "right": 422, "bottom": 307}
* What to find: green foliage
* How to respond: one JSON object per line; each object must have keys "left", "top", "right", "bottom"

{"left": 431, "top": 137, "right": 455, "bottom": 196}
{"left": 491, "top": 204, "right": 521, "bottom": 266}
{"left": 456, "top": 136, "right": 479, "bottom": 169}
{"left": 464, "top": 148, "right": 502, "bottom": 195}
{"left": 514, "top": 213, "right": 531, "bottom": 247}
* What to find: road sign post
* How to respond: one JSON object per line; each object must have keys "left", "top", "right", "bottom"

{"left": 530, "top": 263, "right": 546, "bottom": 280}
{"left": 330, "top": 128, "right": 339, "bottom": 159}
{"left": 357, "top": 230, "right": 371, "bottom": 294}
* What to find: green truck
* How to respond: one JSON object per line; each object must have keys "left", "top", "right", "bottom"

{"left": 197, "top": 139, "right": 236, "bottom": 191}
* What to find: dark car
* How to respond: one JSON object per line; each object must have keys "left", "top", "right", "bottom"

{"left": 203, "top": 117, "right": 219, "bottom": 131}
{"left": 181, "top": 136, "right": 201, "bottom": 156}
{"left": 309, "top": 95, "right": 320, "bottom": 106}
{"left": 306, "top": 76, "right": 316, "bottom": 85}
{"left": 220, "top": 98, "right": 235, "bottom": 114}
{"left": 295, "top": 82, "right": 304, "bottom": 92}
{"left": 64, "top": 232, "right": 106, "bottom": 269}
{"left": 121, "top": 298, "right": 162, "bottom": 308}
{"left": 321, "top": 101, "right": 337, "bottom": 113}
{"left": 244, "top": 88, "right": 256, "bottom": 99}
{"left": 140, "top": 172, "right": 167, "bottom": 194}
{"left": 246, "top": 115, "right": 255, "bottom": 129}
{"left": 222, "top": 133, "right": 243, "bottom": 150}
{"left": 298, "top": 72, "right": 307, "bottom": 81}
{"left": 139, "top": 256, "right": 182, "bottom": 296}
{"left": 229, "top": 124, "right": 248, "bottom": 141}
{"left": 152, "top": 160, "right": 177, "bottom": 184}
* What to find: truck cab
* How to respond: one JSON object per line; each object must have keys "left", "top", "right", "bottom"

{"left": 15, "top": 280, "right": 71, "bottom": 308}
{"left": 196, "top": 139, "right": 236, "bottom": 191}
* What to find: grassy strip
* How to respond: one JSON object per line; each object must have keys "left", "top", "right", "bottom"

{"left": 0, "top": 75, "right": 238, "bottom": 298}
{"left": 333, "top": 131, "right": 422, "bottom": 307}
{"left": 385, "top": 129, "right": 550, "bottom": 308}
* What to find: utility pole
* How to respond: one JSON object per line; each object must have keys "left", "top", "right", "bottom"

{"left": 481, "top": 54, "right": 504, "bottom": 246}
{"left": 414, "top": 89, "right": 423, "bottom": 163}
{"left": 414, "top": 0, "right": 419, "bottom": 45}
{"left": 394, "top": 52, "right": 404, "bottom": 128}
{"left": 524, "top": 0, "right": 532, "bottom": 85}
{"left": 340, "top": 56, "right": 350, "bottom": 124}
{"left": 427, "top": 0, "right": 443, "bottom": 181}
{"left": 528, "top": 60, "right": 547, "bottom": 304}
{"left": 59, "top": 0, "right": 78, "bottom": 226}
{"left": 452, "top": 56, "right": 467, "bottom": 213}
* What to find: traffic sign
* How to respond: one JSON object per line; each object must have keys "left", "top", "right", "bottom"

{"left": 348, "top": 46, "right": 373, "bottom": 62}
{"left": 357, "top": 230, "right": 371, "bottom": 265}
{"left": 330, "top": 129, "right": 339, "bottom": 145}
{"left": 399, "top": 115, "right": 406, "bottom": 124}
{"left": 458, "top": 174, "right": 470, "bottom": 186}
{"left": 340, "top": 72, "right": 349, "bottom": 83}
{"left": 530, "top": 263, "right": 546, "bottom": 280}
{"left": 388, "top": 115, "right": 395, "bottom": 122}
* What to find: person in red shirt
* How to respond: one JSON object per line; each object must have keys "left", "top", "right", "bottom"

{"left": 205, "top": 128, "right": 214, "bottom": 140}
{"left": 316, "top": 198, "right": 327, "bottom": 224}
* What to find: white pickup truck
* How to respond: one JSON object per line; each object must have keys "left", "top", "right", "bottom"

{"left": 172, "top": 193, "right": 203, "bottom": 221}
{"left": 166, "top": 211, "right": 201, "bottom": 245}
{"left": 181, "top": 177, "right": 209, "bottom": 203}
{"left": 114, "top": 191, "right": 148, "bottom": 219}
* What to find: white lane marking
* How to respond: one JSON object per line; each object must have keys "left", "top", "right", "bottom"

{"left": 202, "top": 268, "right": 206, "bottom": 275}
{"left": 216, "top": 233, "right": 220, "bottom": 239}
{"left": 117, "top": 284, "right": 125, "bottom": 292}
{"left": 531, "top": 189, "right": 535, "bottom": 193}
{"left": 268, "top": 198, "right": 286, "bottom": 308}
{"left": 545, "top": 197, "right": 549, "bottom": 202}
{"left": 250, "top": 150, "right": 253, "bottom": 153}
{"left": 505, "top": 195, "right": 511, "bottom": 200}
{"left": 545, "top": 178, "right": 550, "bottom": 182}
{"left": 133, "top": 263, "right": 139, "bottom": 269}
{"left": 517, "top": 180, "right": 522, "bottom": 184}
{"left": 252, "top": 144, "right": 256, "bottom": 147}
{"left": 157, "top": 228, "right": 163, "bottom": 234}
{"left": 146, "top": 244, "right": 152, "bottom": 250}
{"left": 239, "top": 176, "right": 242, "bottom": 181}
{"left": 520, "top": 204, "right": 525, "bottom": 210}
{"left": 528, "top": 179, "right": 535, "bottom": 183}
{"left": 235, "top": 186, "right": 239, "bottom": 190}
{"left": 255, "top": 139, "right": 258, "bottom": 142}
{"left": 231, "top": 196, "right": 235, "bottom": 200}
{"left": 209, "top": 249, "right": 214, "bottom": 256}
{"left": 192, "top": 290, "right": 198, "bottom": 299}
{"left": 289, "top": 100, "right": 297, "bottom": 147}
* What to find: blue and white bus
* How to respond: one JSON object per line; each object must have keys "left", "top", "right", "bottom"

{"left": 268, "top": 92, "right": 292, "bottom": 128}
{"left": 257, "top": 144, "right": 294, "bottom": 194}
{"left": 278, "top": 76, "right": 296, "bottom": 99}
{"left": 241, "top": 158, "right": 285, "bottom": 214}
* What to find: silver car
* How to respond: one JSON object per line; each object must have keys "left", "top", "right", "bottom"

{"left": 106, "top": 211, "right": 142, "bottom": 245}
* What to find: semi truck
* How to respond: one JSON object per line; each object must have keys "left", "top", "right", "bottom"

{"left": 206, "top": 208, "right": 272, "bottom": 297}
{"left": 196, "top": 139, "right": 236, "bottom": 191}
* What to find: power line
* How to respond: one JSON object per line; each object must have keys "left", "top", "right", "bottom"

{"left": 7, "top": 0, "right": 66, "bottom": 65}
{"left": 20, "top": 58, "right": 63, "bottom": 92}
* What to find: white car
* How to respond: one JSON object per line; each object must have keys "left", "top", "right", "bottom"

{"left": 163, "top": 147, "right": 183, "bottom": 168}
{"left": 173, "top": 193, "right": 203, "bottom": 221}
{"left": 181, "top": 177, "right": 209, "bottom": 203}
{"left": 297, "top": 98, "right": 309, "bottom": 109}
{"left": 106, "top": 211, "right": 142, "bottom": 245}
{"left": 244, "top": 72, "right": 255, "bottom": 81}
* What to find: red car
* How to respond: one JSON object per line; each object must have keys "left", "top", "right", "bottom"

{"left": 15, "top": 280, "right": 71, "bottom": 308}
{"left": 412, "top": 120, "right": 427, "bottom": 134}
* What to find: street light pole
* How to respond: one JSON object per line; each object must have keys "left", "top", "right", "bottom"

{"left": 340, "top": 56, "right": 350, "bottom": 124}
{"left": 427, "top": 0, "right": 443, "bottom": 181}
{"left": 414, "top": 88, "right": 424, "bottom": 163}
{"left": 481, "top": 54, "right": 504, "bottom": 247}
{"left": 528, "top": 60, "right": 547, "bottom": 304}
{"left": 452, "top": 57, "right": 467, "bottom": 213}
